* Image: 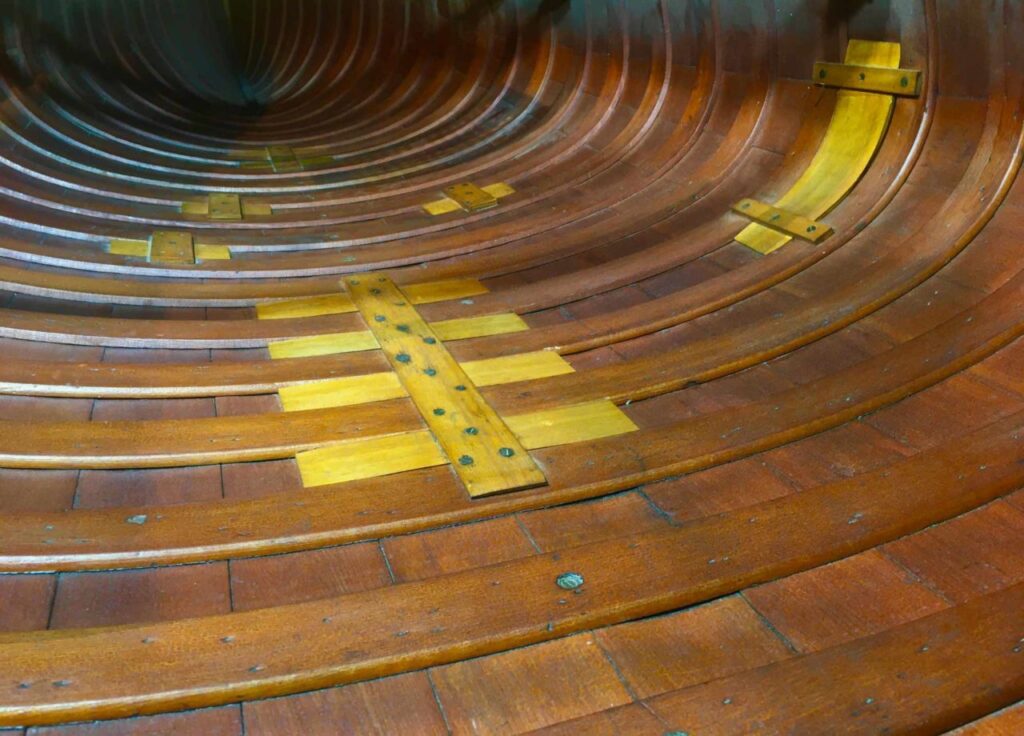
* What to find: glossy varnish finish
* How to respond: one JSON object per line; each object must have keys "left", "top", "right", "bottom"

{"left": 0, "top": 0, "right": 1021, "bottom": 733}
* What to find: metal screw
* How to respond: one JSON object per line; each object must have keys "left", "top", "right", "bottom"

{"left": 349, "top": 279, "right": 359, "bottom": 285}
{"left": 423, "top": 337, "right": 437, "bottom": 345}
{"left": 455, "top": 384, "right": 467, "bottom": 391}
{"left": 433, "top": 408, "right": 445, "bottom": 416}
{"left": 900, "top": 76, "right": 909, "bottom": 87}
{"left": 458, "top": 455, "right": 474, "bottom": 466}
{"left": 499, "top": 447, "right": 515, "bottom": 458}
{"left": 374, "top": 314, "right": 386, "bottom": 322}
{"left": 556, "top": 572, "right": 584, "bottom": 590}
{"left": 818, "top": 69, "right": 827, "bottom": 79}
{"left": 741, "top": 201, "right": 750, "bottom": 209}
{"left": 769, "top": 213, "right": 780, "bottom": 221}
{"left": 125, "top": 514, "right": 147, "bottom": 525}
{"left": 395, "top": 353, "right": 411, "bottom": 363}
{"left": 378, "top": 277, "right": 387, "bottom": 282}
{"left": 397, "top": 324, "right": 410, "bottom": 333}
{"left": 859, "top": 72, "right": 866, "bottom": 80}
{"left": 806, "top": 225, "right": 816, "bottom": 233}
{"left": 465, "top": 427, "right": 479, "bottom": 435}
{"left": 424, "top": 368, "right": 437, "bottom": 376}
{"left": 370, "top": 288, "right": 382, "bottom": 295}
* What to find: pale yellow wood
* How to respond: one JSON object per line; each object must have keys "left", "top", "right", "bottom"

{"left": 256, "top": 279, "right": 487, "bottom": 320}
{"left": 208, "top": 194, "right": 242, "bottom": 220}
{"left": 296, "top": 400, "right": 637, "bottom": 489}
{"left": 242, "top": 201, "right": 273, "bottom": 217}
{"left": 108, "top": 239, "right": 150, "bottom": 258}
{"left": 463, "top": 351, "right": 574, "bottom": 385}
{"left": 432, "top": 313, "right": 527, "bottom": 341}
{"left": 297, "top": 431, "right": 445, "bottom": 488}
{"left": 278, "top": 351, "right": 574, "bottom": 412}
{"left": 345, "top": 274, "right": 545, "bottom": 497}
{"left": 194, "top": 244, "right": 232, "bottom": 261}
{"left": 737, "top": 40, "right": 901, "bottom": 255}
{"left": 149, "top": 231, "right": 195, "bottom": 264}
{"left": 508, "top": 399, "right": 638, "bottom": 449}
{"left": 813, "top": 62, "right": 921, "bottom": 96}
{"left": 256, "top": 294, "right": 354, "bottom": 320}
{"left": 180, "top": 200, "right": 210, "bottom": 216}
{"left": 731, "top": 199, "right": 833, "bottom": 243}
{"left": 280, "top": 373, "right": 405, "bottom": 412}
{"left": 423, "top": 197, "right": 462, "bottom": 216}
{"left": 481, "top": 182, "right": 516, "bottom": 199}
{"left": 267, "top": 331, "right": 380, "bottom": 360}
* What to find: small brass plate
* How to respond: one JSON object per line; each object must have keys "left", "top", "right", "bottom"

{"left": 733, "top": 199, "right": 833, "bottom": 245}
{"left": 149, "top": 231, "right": 195, "bottom": 264}
{"left": 443, "top": 182, "right": 499, "bottom": 212}
{"left": 208, "top": 194, "right": 243, "bottom": 221}
{"left": 813, "top": 61, "right": 921, "bottom": 96}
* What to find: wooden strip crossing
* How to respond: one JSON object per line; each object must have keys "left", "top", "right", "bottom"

{"left": 735, "top": 39, "right": 903, "bottom": 254}
{"left": 343, "top": 274, "right": 546, "bottom": 496}
{"left": 731, "top": 198, "right": 833, "bottom": 243}
{"left": 423, "top": 182, "right": 516, "bottom": 215}
{"left": 255, "top": 279, "right": 487, "bottom": 319}
{"left": 813, "top": 60, "right": 922, "bottom": 96}
{"left": 279, "top": 351, "right": 574, "bottom": 411}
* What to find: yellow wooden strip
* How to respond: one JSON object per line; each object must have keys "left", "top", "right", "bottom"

{"left": 481, "top": 182, "right": 515, "bottom": 199}
{"left": 403, "top": 278, "right": 487, "bottom": 304}
{"left": 464, "top": 351, "right": 573, "bottom": 385}
{"left": 267, "top": 331, "right": 380, "bottom": 360}
{"left": 432, "top": 313, "right": 527, "bottom": 341}
{"left": 194, "top": 243, "right": 232, "bottom": 261}
{"left": 256, "top": 294, "right": 354, "bottom": 320}
{"left": 298, "top": 431, "right": 445, "bottom": 488}
{"left": 256, "top": 279, "right": 487, "bottom": 320}
{"left": 444, "top": 182, "right": 498, "bottom": 212}
{"left": 280, "top": 373, "right": 405, "bottom": 412}
{"left": 149, "top": 231, "right": 195, "bottom": 264}
{"left": 423, "top": 197, "right": 462, "bottom": 216}
{"left": 813, "top": 62, "right": 921, "bottom": 96}
{"left": 108, "top": 239, "right": 150, "bottom": 258}
{"left": 242, "top": 201, "right": 273, "bottom": 217}
{"left": 346, "top": 274, "right": 545, "bottom": 497}
{"left": 737, "top": 39, "right": 900, "bottom": 255}
{"left": 180, "top": 200, "right": 210, "bottom": 216}
{"left": 296, "top": 400, "right": 636, "bottom": 489}
{"left": 509, "top": 399, "right": 638, "bottom": 448}
{"left": 279, "top": 351, "right": 573, "bottom": 412}
{"left": 731, "top": 199, "right": 833, "bottom": 243}
{"left": 209, "top": 194, "right": 242, "bottom": 220}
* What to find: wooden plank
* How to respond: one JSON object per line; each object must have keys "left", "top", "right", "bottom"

{"left": 149, "top": 231, "right": 195, "bottom": 264}
{"left": 208, "top": 194, "right": 242, "bottom": 220}
{"left": 732, "top": 198, "right": 833, "bottom": 243}
{"left": 345, "top": 274, "right": 544, "bottom": 496}
{"left": 256, "top": 279, "right": 486, "bottom": 320}
{"left": 736, "top": 40, "right": 901, "bottom": 254}
{"left": 297, "top": 399, "right": 636, "bottom": 488}
{"left": 279, "top": 351, "right": 574, "bottom": 412}
{"left": 813, "top": 61, "right": 922, "bottom": 96}
{"left": 108, "top": 239, "right": 150, "bottom": 258}
{"left": 194, "top": 243, "right": 232, "bottom": 261}
{"left": 266, "top": 314, "right": 523, "bottom": 359}
{"left": 443, "top": 182, "right": 498, "bottom": 211}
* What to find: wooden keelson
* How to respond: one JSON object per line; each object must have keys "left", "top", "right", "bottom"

{"left": 0, "top": 0, "right": 1020, "bottom": 732}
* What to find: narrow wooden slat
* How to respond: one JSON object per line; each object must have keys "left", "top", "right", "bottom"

{"left": 813, "top": 61, "right": 922, "bottom": 96}
{"left": 296, "top": 399, "right": 636, "bottom": 488}
{"left": 255, "top": 279, "right": 487, "bottom": 320}
{"left": 344, "top": 274, "right": 544, "bottom": 497}
{"left": 107, "top": 239, "right": 149, "bottom": 258}
{"left": 279, "top": 351, "right": 574, "bottom": 412}
{"left": 731, "top": 198, "right": 833, "bottom": 243}
{"left": 194, "top": 244, "right": 232, "bottom": 261}
{"left": 266, "top": 314, "right": 525, "bottom": 359}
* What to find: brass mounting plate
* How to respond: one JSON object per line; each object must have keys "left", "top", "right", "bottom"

{"left": 208, "top": 194, "right": 243, "bottom": 221}
{"left": 443, "top": 182, "right": 499, "bottom": 212}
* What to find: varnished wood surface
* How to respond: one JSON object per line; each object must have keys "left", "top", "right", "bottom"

{"left": 0, "top": 0, "right": 1021, "bottom": 732}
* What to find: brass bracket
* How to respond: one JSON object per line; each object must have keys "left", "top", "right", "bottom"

{"left": 108, "top": 232, "right": 231, "bottom": 264}
{"left": 813, "top": 61, "right": 921, "bottom": 96}
{"left": 732, "top": 199, "right": 833, "bottom": 244}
